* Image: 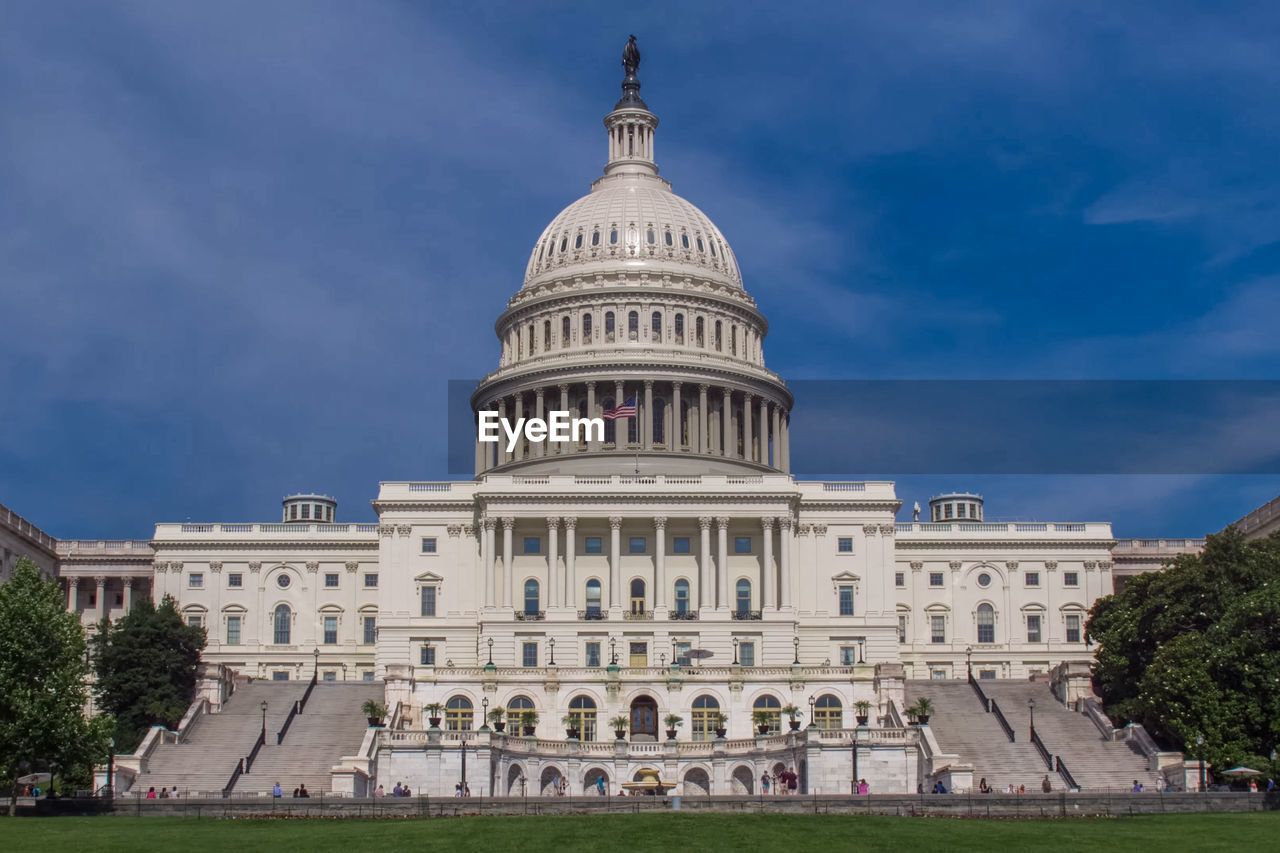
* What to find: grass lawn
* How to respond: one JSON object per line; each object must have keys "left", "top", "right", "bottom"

{"left": 6, "top": 812, "right": 1277, "bottom": 851}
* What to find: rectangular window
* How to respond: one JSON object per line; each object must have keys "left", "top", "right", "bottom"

{"left": 957, "top": 503, "right": 966, "bottom": 518}
{"left": 1027, "top": 614, "right": 1042, "bottom": 643}
{"left": 228, "top": 573, "right": 243, "bottom": 588}
{"left": 944, "top": 504, "right": 953, "bottom": 519}
{"left": 673, "top": 537, "right": 690, "bottom": 554}
{"left": 362, "top": 671, "right": 374, "bottom": 682}
{"left": 837, "top": 537, "right": 853, "bottom": 553}
{"left": 584, "top": 537, "right": 602, "bottom": 554}
{"left": 324, "top": 573, "right": 339, "bottom": 588}
{"left": 301, "top": 504, "right": 310, "bottom": 519}
{"left": 522, "top": 641, "right": 538, "bottom": 667}
{"left": 1065, "top": 614, "right": 1082, "bottom": 643}
{"left": 839, "top": 645, "right": 857, "bottom": 666}
{"left": 931, "top": 669, "right": 947, "bottom": 680}
{"left": 1063, "top": 571, "right": 1079, "bottom": 587}
{"left": 895, "top": 572, "right": 904, "bottom": 587}
{"left": 675, "top": 642, "right": 692, "bottom": 667}
{"left": 323, "top": 671, "right": 336, "bottom": 682}
{"left": 523, "top": 536, "right": 541, "bottom": 554}
{"left": 225, "top": 616, "right": 241, "bottom": 645}
{"left": 585, "top": 641, "right": 601, "bottom": 668}
{"left": 362, "top": 616, "right": 376, "bottom": 644}
{"left": 273, "top": 671, "right": 290, "bottom": 681}
{"left": 734, "top": 537, "right": 751, "bottom": 554}
{"left": 897, "top": 615, "right": 908, "bottom": 643}
{"left": 323, "top": 616, "right": 338, "bottom": 644}
{"left": 187, "top": 615, "right": 203, "bottom": 628}
{"left": 629, "top": 536, "right": 646, "bottom": 554}
{"left": 421, "top": 537, "right": 437, "bottom": 554}
{"left": 290, "top": 505, "right": 298, "bottom": 520}
{"left": 929, "top": 572, "right": 944, "bottom": 587}
{"left": 738, "top": 641, "right": 755, "bottom": 666}
{"left": 838, "top": 585, "right": 854, "bottom": 616}
{"left": 364, "top": 573, "right": 378, "bottom": 588}
{"left": 188, "top": 573, "right": 203, "bottom": 588}
{"left": 1024, "top": 572, "right": 1040, "bottom": 587}
{"left": 420, "top": 645, "right": 436, "bottom": 666}
{"left": 421, "top": 586, "right": 437, "bottom": 616}
{"left": 930, "top": 615, "right": 946, "bottom": 644}
{"left": 979, "top": 670, "right": 997, "bottom": 680}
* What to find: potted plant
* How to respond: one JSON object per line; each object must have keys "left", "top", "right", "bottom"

{"left": 520, "top": 709, "right": 539, "bottom": 737}
{"left": 712, "top": 711, "right": 729, "bottom": 739}
{"left": 909, "top": 697, "right": 933, "bottom": 726}
{"left": 782, "top": 703, "right": 803, "bottom": 731}
{"left": 609, "top": 715, "right": 630, "bottom": 740}
{"left": 361, "top": 699, "right": 388, "bottom": 727}
{"left": 424, "top": 702, "right": 444, "bottom": 728}
{"left": 855, "top": 700, "right": 872, "bottom": 727}
{"left": 488, "top": 706, "right": 507, "bottom": 732}
{"left": 562, "top": 713, "right": 580, "bottom": 739}
{"left": 664, "top": 713, "right": 684, "bottom": 740}
{"left": 752, "top": 709, "right": 775, "bottom": 735}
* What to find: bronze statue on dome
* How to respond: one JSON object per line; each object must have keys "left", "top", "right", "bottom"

{"left": 623, "top": 35, "right": 641, "bottom": 78}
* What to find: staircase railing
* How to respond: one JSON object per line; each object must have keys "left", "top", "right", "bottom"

{"left": 244, "top": 728, "right": 266, "bottom": 774}
{"left": 1056, "top": 755, "right": 1079, "bottom": 790}
{"left": 967, "top": 671, "right": 991, "bottom": 712}
{"left": 988, "top": 699, "right": 1016, "bottom": 742}
{"left": 276, "top": 670, "right": 319, "bottom": 745}
{"left": 1030, "top": 728, "right": 1053, "bottom": 769}
{"left": 222, "top": 759, "right": 244, "bottom": 798}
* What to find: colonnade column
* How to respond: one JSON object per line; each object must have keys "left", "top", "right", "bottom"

{"left": 698, "top": 516, "right": 712, "bottom": 611}
{"left": 761, "top": 517, "right": 775, "bottom": 610}
{"left": 743, "top": 393, "right": 754, "bottom": 463}
{"left": 615, "top": 380, "right": 626, "bottom": 448}
{"left": 563, "top": 517, "right": 577, "bottom": 610}
{"left": 67, "top": 577, "right": 78, "bottom": 612}
{"left": 534, "top": 389, "right": 546, "bottom": 457}
{"left": 501, "top": 517, "right": 515, "bottom": 609}
{"left": 698, "top": 385, "right": 709, "bottom": 455}
{"left": 715, "top": 517, "right": 730, "bottom": 609}
{"left": 96, "top": 576, "right": 107, "bottom": 621}
{"left": 672, "top": 382, "right": 683, "bottom": 450}
{"left": 653, "top": 516, "right": 667, "bottom": 612}
{"left": 759, "top": 399, "right": 770, "bottom": 467}
{"left": 558, "top": 384, "right": 570, "bottom": 456}
{"left": 474, "top": 415, "right": 485, "bottom": 475}
{"left": 122, "top": 577, "right": 133, "bottom": 613}
{"left": 483, "top": 517, "right": 496, "bottom": 608}
{"left": 546, "top": 517, "right": 560, "bottom": 609}
{"left": 608, "top": 515, "right": 623, "bottom": 610}
{"left": 721, "top": 389, "right": 732, "bottom": 457}
{"left": 643, "top": 380, "right": 654, "bottom": 450}
{"left": 771, "top": 405, "right": 781, "bottom": 469}
{"left": 586, "top": 382, "right": 598, "bottom": 452}
{"left": 779, "top": 516, "right": 793, "bottom": 609}
{"left": 780, "top": 412, "right": 790, "bottom": 471}
{"left": 499, "top": 399, "right": 510, "bottom": 464}
{"left": 513, "top": 396, "right": 524, "bottom": 460}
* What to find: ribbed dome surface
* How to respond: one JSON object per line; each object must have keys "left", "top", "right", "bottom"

{"left": 522, "top": 173, "right": 742, "bottom": 290}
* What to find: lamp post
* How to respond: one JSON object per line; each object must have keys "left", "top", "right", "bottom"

{"left": 671, "top": 636, "right": 679, "bottom": 666}
{"left": 857, "top": 637, "right": 865, "bottom": 664}
{"left": 732, "top": 637, "right": 740, "bottom": 665}
{"left": 609, "top": 637, "right": 617, "bottom": 665}
{"left": 792, "top": 635, "right": 800, "bottom": 665}
{"left": 965, "top": 645, "right": 973, "bottom": 677}
{"left": 106, "top": 737, "right": 114, "bottom": 797}
{"left": 481, "top": 697, "right": 490, "bottom": 730}
{"left": 659, "top": 652, "right": 666, "bottom": 667}
{"left": 1197, "top": 735, "right": 1205, "bottom": 792}
{"left": 260, "top": 700, "right": 268, "bottom": 738}
{"left": 1027, "top": 698, "right": 1036, "bottom": 742}
{"left": 808, "top": 694, "right": 816, "bottom": 724}
{"left": 460, "top": 729, "right": 470, "bottom": 795}
{"left": 487, "top": 637, "right": 494, "bottom": 665}
{"left": 548, "top": 637, "right": 556, "bottom": 666}
{"left": 312, "top": 646, "right": 319, "bottom": 679}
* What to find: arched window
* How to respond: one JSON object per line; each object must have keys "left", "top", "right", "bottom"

{"left": 524, "top": 579, "right": 540, "bottom": 616}
{"left": 674, "top": 313, "right": 684, "bottom": 344}
{"left": 709, "top": 240, "right": 717, "bottom": 257}
{"left": 651, "top": 311, "right": 662, "bottom": 339}
{"left": 528, "top": 323, "right": 536, "bottom": 354}
{"left": 574, "top": 233, "right": 583, "bottom": 249}
{"left": 585, "top": 579, "right": 603, "bottom": 617}
{"left": 591, "top": 229, "right": 600, "bottom": 246}
{"left": 977, "top": 603, "right": 995, "bottom": 644}
{"left": 273, "top": 604, "right": 291, "bottom": 645}
{"left": 730, "top": 325, "right": 737, "bottom": 357}
{"left": 547, "top": 238, "right": 555, "bottom": 258}
{"left": 714, "top": 320, "right": 723, "bottom": 351}
{"left": 674, "top": 579, "right": 691, "bottom": 615}
{"left": 664, "top": 230, "right": 673, "bottom": 246}
{"left": 735, "top": 579, "right": 752, "bottom": 616}
{"left": 691, "top": 694, "right": 720, "bottom": 741}
{"left": 559, "top": 236, "right": 567, "bottom": 253}
{"left": 569, "top": 695, "right": 597, "bottom": 741}
{"left": 646, "top": 228, "right": 655, "bottom": 244}
{"left": 605, "top": 312, "right": 615, "bottom": 343}
{"left": 506, "top": 695, "right": 534, "bottom": 730}
{"left": 628, "top": 311, "right": 639, "bottom": 341}
{"left": 814, "top": 695, "right": 843, "bottom": 730}
{"left": 582, "top": 313, "right": 592, "bottom": 343}
{"left": 696, "top": 237, "right": 705, "bottom": 252}
{"left": 653, "top": 398, "right": 666, "bottom": 445}
{"left": 630, "top": 578, "right": 646, "bottom": 615}
{"left": 695, "top": 317, "right": 705, "bottom": 347}
{"left": 752, "top": 694, "right": 782, "bottom": 734}
{"left": 445, "top": 696, "right": 473, "bottom": 731}
{"left": 610, "top": 228, "right": 618, "bottom": 245}
{"left": 602, "top": 398, "right": 616, "bottom": 444}
{"left": 543, "top": 320, "right": 551, "bottom": 351}
{"left": 681, "top": 233, "right": 690, "bottom": 249}
{"left": 562, "top": 316, "right": 570, "bottom": 347}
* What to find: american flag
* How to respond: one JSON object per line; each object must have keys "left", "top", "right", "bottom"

{"left": 603, "top": 396, "right": 637, "bottom": 420}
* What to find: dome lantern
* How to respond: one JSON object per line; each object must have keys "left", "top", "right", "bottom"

{"left": 603, "top": 35, "right": 659, "bottom": 179}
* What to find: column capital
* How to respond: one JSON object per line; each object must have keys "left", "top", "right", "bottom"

{"left": 653, "top": 516, "right": 667, "bottom": 530}
{"left": 248, "top": 561, "right": 262, "bottom": 573}
{"left": 760, "top": 516, "right": 774, "bottom": 532}
{"left": 608, "top": 515, "right": 624, "bottom": 530}
{"left": 562, "top": 516, "right": 577, "bottom": 530}
{"left": 68, "top": 576, "right": 81, "bottom": 587}
{"left": 94, "top": 575, "right": 107, "bottom": 586}
{"left": 586, "top": 380, "right": 597, "bottom": 390}
{"left": 778, "top": 516, "right": 793, "bottom": 531}
{"left": 643, "top": 378, "right": 654, "bottom": 389}
{"left": 305, "top": 561, "right": 320, "bottom": 573}
{"left": 122, "top": 577, "right": 135, "bottom": 589}
{"left": 698, "top": 383, "right": 710, "bottom": 393}
{"left": 547, "top": 516, "right": 561, "bottom": 530}
{"left": 208, "top": 561, "right": 223, "bottom": 573}
{"left": 698, "top": 516, "right": 713, "bottom": 531}
{"left": 558, "top": 383, "right": 570, "bottom": 393}
{"left": 501, "top": 516, "right": 516, "bottom": 531}
{"left": 483, "top": 516, "right": 497, "bottom": 531}
{"left": 345, "top": 561, "right": 359, "bottom": 573}
{"left": 672, "top": 380, "right": 683, "bottom": 390}
{"left": 715, "top": 516, "right": 730, "bottom": 530}
{"left": 535, "top": 387, "right": 545, "bottom": 399}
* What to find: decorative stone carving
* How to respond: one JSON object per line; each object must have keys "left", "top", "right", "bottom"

{"left": 345, "top": 561, "right": 359, "bottom": 573}
{"left": 483, "top": 517, "right": 497, "bottom": 532}
{"left": 796, "top": 523, "right": 812, "bottom": 536}
{"left": 122, "top": 578, "right": 134, "bottom": 589}
{"left": 168, "top": 561, "right": 184, "bottom": 573}
{"left": 447, "top": 524, "right": 463, "bottom": 538}
{"left": 208, "top": 562, "right": 223, "bottom": 573}
{"left": 1044, "top": 561, "right": 1058, "bottom": 571}
{"left": 948, "top": 561, "right": 962, "bottom": 571}
{"left": 609, "top": 515, "right": 624, "bottom": 530}
{"left": 778, "top": 516, "right": 793, "bottom": 531}
{"left": 547, "top": 516, "right": 561, "bottom": 530}
{"left": 501, "top": 517, "right": 516, "bottom": 531}
{"left": 698, "top": 516, "right": 713, "bottom": 530}
{"left": 563, "top": 516, "right": 577, "bottom": 531}
{"left": 879, "top": 524, "right": 896, "bottom": 535}
{"left": 396, "top": 525, "right": 412, "bottom": 537}
{"left": 812, "top": 523, "right": 827, "bottom": 536}
{"left": 378, "top": 524, "right": 396, "bottom": 537}
{"left": 909, "top": 561, "right": 923, "bottom": 571}
{"left": 715, "top": 516, "right": 730, "bottom": 531}
{"left": 248, "top": 561, "right": 262, "bottom": 573}
{"left": 1098, "top": 560, "right": 1113, "bottom": 570}
{"left": 153, "top": 562, "right": 168, "bottom": 574}
{"left": 1083, "top": 561, "right": 1098, "bottom": 571}
{"left": 863, "top": 524, "right": 879, "bottom": 535}
{"left": 1005, "top": 561, "right": 1019, "bottom": 571}
{"left": 759, "top": 517, "right": 774, "bottom": 532}
{"left": 653, "top": 516, "right": 667, "bottom": 530}
{"left": 305, "top": 562, "right": 320, "bottom": 573}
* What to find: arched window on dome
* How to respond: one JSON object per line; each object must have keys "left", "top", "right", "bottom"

{"left": 709, "top": 240, "right": 717, "bottom": 257}
{"left": 681, "top": 233, "right": 690, "bottom": 250}
{"left": 582, "top": 313, "right": 592, "bottom": 344}
{"left": 602, "top": 398, "right": 616, "bottom": 445}
{"left": 610, "top": 228, "right": 618, "bottom": 245}
{"left": 559, "top": 237, "right": 567, "bottom": 253}
{"left": 574, "top": 233, "right": 583, "bottom": 249}
{"left": 730, "top": 326, "right": 737, "bottom": 357}
{"left": 653, "top": 398, "right": 666, "bottom": 446}
{"left": 714, "top": 321, "right": 723, "bottom": 352}
{"left": 628, "top": 311, "right": 638, "bottom": 342}
{"left": 651, "top": 311, "right": 661, "bottom": 341}
{"left": 605, "top": 312, "right": 615, "bottom": 343}
{"left": 538, "top": 243, "right": 545, "bottom": 263}
{"left": 591, "top": 229, "right": 600, "bottom": 247}
{"left": 561, "top": 316, "right": 570, "bottom": 347}
{"left": 674, "top": 313, "right": 684, "bottom": 345}
{"left": 695, "top": 317, "right": 705, "bottom": 348}
{"left": 664, "top": 230, "right": 673, "bottom": 247}
{"left": 543, "top": 320, "right": 551, "bottom": 352}
{"left": 547, "top": 239, "right": 554, "bottom": 259}
{"left": 528, "top": 323, "right": 536, "bottom": 355}
{"left": 647, "top": 228, "right": 655, "bottom": 244}
{"left": 696, "top": 237, "right": 705, "bottom": 253}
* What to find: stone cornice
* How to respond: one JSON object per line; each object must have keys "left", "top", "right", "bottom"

{"left": 149, "top": 541, "right": 380, "bottom": 552}
{"left": 893, "top": 539, "right": 1117, "bottom": 551}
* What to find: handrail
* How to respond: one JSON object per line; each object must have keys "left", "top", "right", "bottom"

{"left": 301, "top": 667, "right": 318, "bottom": 710}
{"left": 244, "top": 729, "right": 265, "bottom": 774}
{"left": 989, "top": 700, "right": 1015, "bottom": 742}
{"left": 1056, "top": 755, "right": 1079, "bottom": 790}
{"left": 968, "top": 671, "right": 992, "bottom": 713}
{"left": 222, "top": 759, "right": 244, "bottom": 798}
{"left": 1030, "top": 728, "right": 1053, "bottom": 769}
{"left": 277, "top": 700, "right": 300, "bottom": 745}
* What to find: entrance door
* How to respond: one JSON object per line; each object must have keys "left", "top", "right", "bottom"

{"left": 630, "top": 695, "right": 658, "bottom": 739}
{"left": 629, "top": 641, "right": 647, "bottom": 667}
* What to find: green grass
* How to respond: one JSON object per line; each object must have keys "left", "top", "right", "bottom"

{"left": 7, "top": 812, "right": 1278, "bottom": 852}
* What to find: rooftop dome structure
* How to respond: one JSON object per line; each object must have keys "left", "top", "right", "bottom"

{"left": 471, "top": 38, "right": 792, "bottom": 477}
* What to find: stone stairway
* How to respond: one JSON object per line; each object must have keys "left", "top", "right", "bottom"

{"left": 233, "top": 682, "right": 382, "bottom": 796}
{"left": 906, "top": 680, "right": 1059, "bottom": 792}
{"left": 978, "top": 681, "right": 1162, "bottom": 792}
{"left": 139, "top": 681, "right": 306, "bottom": 796}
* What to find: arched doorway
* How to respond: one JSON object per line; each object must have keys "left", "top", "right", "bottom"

{"left": 630, "top": 695, "right": 658, "bottom": 740}
{"left": 683, "top": 767, "right": 710, "bottom": 796}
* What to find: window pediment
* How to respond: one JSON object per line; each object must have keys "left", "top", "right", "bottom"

{"left": 415, "top": 570, "right": 444, "bottom": 584}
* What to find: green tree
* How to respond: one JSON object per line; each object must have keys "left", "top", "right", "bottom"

{"left": 91, "top": 595, "right": 206, "bottom": 752}
{"left": 0, "top": 558, "right": 112, "bottom": 815}
{"left": 1088, "top": 528, "right": 1280, "bottom": 772}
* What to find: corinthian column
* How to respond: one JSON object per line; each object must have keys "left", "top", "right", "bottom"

{"left": 609, "top": 516, "right": 623, "bottom": 610}
{"left": 563, "top": 517, "right": 577, "bottom": 608}
{"left": 698, "top": 516, "right": 713, "bottom": 612}
{"left": 743, "top": 393, "right": 754, "bottom": 462}
{"left": 558, "top": 384, "right": 570, "bottom": 456}
{"left": 501, "top": 517, "right": 515, "bottom": 608}
{"left": 761, "top": 517, "right": 775, "bottom": 610}
{"left": 698, "top": 384, "right": 709, "bottom": 455}
{"left": 483, "top": 517, "right": 496, "bottom": 608}
{"left": 534, "top": 388, "right": 546, "bottom": 457}
{"left": 95, "top": 576, "right": 107, "bottom": 621}
{"left": 67, "top": 577, "right": 79, "bottom": 612}
{"left": 716, "top": 517, "right": 730, "bottom": 609}
{"left": 672, "top": 382, "right": 683, "bottom": 449}
{"left": 653, "top": 516, "right": 667, "bottom": 612}
{"left": 721, "top": 388, "right": 732, "bottom": 457}
{"left": 586, "top": 381, "right": 599, "bottom": 452}
{"left": 779, "top": 516, "right": 793, "bottom": 609}
{"left": 123, "top": 577, "right": 134, "bottom": 613}
{"left": 546, "top": 517, "right": 560, "bottom": 609}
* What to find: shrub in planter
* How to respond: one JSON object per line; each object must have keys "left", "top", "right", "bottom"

{"left": 361, "top": 699, "right": 389, "bottom": 727}
{"left": 488, "top": 706, "right": 507, "bottom": 732}
{"left": 855, "top": 700, "right": 873, "bottom": 726}
{"left": 664, "top": 713, "right": 683, "bottom": 740}
{"left": 609, "top": 715, "right": 630, "bottom": 740}
{"left": 424, "top": 702, "right": 444, "bottom": 728}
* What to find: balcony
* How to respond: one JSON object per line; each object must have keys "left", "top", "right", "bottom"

{"left": 669, "top": 610, "right": 699, "bottom": 621}
{"left": 578, "top": 609, "right": 608, "bottom": 621}
{"left": 623, "top": 610, "right": 653, "bottom": 621}
{"left": 514, "top": 610, "right": 546, "bottom": 621}
{"left": 730, "top": 610, "right": 763, "bottom": 621}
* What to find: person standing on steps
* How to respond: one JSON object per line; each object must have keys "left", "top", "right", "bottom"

{"left": 1042, "top": 775, "right": 1052, "bottom": 793}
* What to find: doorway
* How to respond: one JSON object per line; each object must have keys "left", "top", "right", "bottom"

{"left": 630, "top": 695, "right": 658, "bottom": 740}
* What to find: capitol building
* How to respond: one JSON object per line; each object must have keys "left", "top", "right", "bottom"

{"left": 17, "top": 41, "right": 1175, "bottom": 799}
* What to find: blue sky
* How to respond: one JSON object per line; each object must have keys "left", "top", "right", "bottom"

{"left": 2, "top": 1, "right": 1278, "bottom": 538}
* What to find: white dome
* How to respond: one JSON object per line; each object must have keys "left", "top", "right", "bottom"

{"left": 522, "top": 172, "right": 743, "bottom": 291}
